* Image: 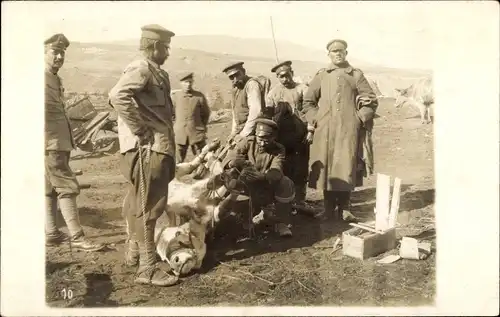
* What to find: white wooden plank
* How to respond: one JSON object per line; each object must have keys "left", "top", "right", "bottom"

{"left": 388, "top": 177, "right": 402, "bottom": 228}
{"left": 375, "top": 173, "right": 391, "bottom": 231}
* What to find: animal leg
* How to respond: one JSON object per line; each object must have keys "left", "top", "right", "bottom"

{"left": 418, "top": 103, "right": 426, "bottom": 124}
{"left": 426, "top": 106, "right": 432, "bottom": 124}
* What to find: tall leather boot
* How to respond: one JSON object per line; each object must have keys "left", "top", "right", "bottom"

{"left": 292, "top": 183, "right": 316, "bottom": 216}
{"left": 59, "top": 196, "right": 106, "bottom": 252}
{"left": 320, "top": 190, "right": 338, "bottom": 219}
{"left": 337, "top": 191, "right": 356, "bottom": 222}
{"left": 45, "top": 195, "right": 67, "bottom": 246}
{"left": 134, "top": 219, "right": 178, "bottom": 287}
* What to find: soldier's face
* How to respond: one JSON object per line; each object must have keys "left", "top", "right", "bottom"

{"left": 45, "top": 48, "right": 65, "bottom": 71}
{"left": 228, "top": 70, "right": 245, "bottom": 88}
{"left": 181, "top": 79, "right": 193, "bottom": 92}
{"left": 256, "top": 135, "right": 273, "bottom": 150}
{"left": 328, "top": 48, "right": 347, "bottom": 65}
{"left": 278, "top": 71, "right": 294, "bottom": 88}
{"left": 152, "top": 42, "right": 170, "bottom": 65}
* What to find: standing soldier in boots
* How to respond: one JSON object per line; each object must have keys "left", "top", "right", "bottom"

{"left": 109, "top": 24, "right": 178, "bottom": 287}
{"left": 265, "top": 60, "right": 316, "bottom": 216}
{"left": 172, "top": 72, "right": 211, "bottom": 163}
{"left": 303, "top": 39, "right": 378, "bottom": 221}
{"left": 44, "top": 33, "right": 105, "bottom": 252}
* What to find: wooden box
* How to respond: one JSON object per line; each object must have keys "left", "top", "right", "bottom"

{"left": 342, "top": 221, "right": 397, "bottom": 260}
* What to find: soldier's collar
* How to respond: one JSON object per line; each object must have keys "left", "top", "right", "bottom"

{"left": 146, "top": 57, "right": 161, "bottom": 70}
{"left": 326, "top": 62, "right": 353, "bottom": 74}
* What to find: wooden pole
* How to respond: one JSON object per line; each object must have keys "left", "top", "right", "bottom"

{"left": 270, "top": 16, "right": 279, "bottom": 63}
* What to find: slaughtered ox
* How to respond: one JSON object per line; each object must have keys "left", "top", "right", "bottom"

{"left": 152, "top": 139, "right": 243, "bottom": 276}
{"left": 394, "top": 77, "right": 434, "bottom": 124}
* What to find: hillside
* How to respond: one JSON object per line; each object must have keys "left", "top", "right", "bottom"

{"left": 59, "top": 40, "right": 432, "bottom": 107}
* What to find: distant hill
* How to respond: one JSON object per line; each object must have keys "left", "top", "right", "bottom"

{"left": 59, "top": 40, "right": 432, "bottom": 107}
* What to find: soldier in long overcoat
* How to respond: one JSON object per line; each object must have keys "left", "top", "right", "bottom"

{"left": 303, "top": 39, "right": 378, "bottom": 221}
{"left": 172, "top": 72, "right": 211, "bottom": 163}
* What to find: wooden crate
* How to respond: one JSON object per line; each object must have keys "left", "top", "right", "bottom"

{"left": 342, "top": 173, "right": 402, "bottom": 260}
{"left": 342, "top": 221, "right": 397, "bottom": 260}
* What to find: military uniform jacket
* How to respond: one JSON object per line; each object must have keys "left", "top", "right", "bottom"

{"left": 172, "top": 89, "right": 210, "bottom": 145}
{"left": 233, "top": 136, "right": 285, "bottom": 174}
{"left": 109, "top": 58, "right": 175, "bottom": 158}
{"left": 303, "top": 62, "right": 378, "bottom": 191}
{"left": 266, "top": 82, "right": 309, "bottom": 150}
{"left": 45, "top": 69, "right": 75, "bottom": 151}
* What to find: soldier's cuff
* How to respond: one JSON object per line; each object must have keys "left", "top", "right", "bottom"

{"left": 307, "top": 124, "right": 315, "bottom": 133}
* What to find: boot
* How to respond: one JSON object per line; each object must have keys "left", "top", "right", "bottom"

{"left": 274, "top": 202, "right": 293, "bottom": 237}
{"left": 291, "top": 184, "right": 316, "bottom": 217}
{"left": 275, "top": 223, "right": 292, "bottom": 237}
{"left": 59, "top": 196, "right": 106, "bottom": 252}
{"left": 46, "top": 195, "right": 68, "bottom": 246}
{"left": 337, "top": 191, "right": 357, "bottom": 222}
{"left": 317, "top": 190, "right": 338, "bottom": 219}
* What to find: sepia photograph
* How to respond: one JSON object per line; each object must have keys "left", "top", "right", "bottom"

{"left": 1, "top": 0, "right": 499, "bottom": 315}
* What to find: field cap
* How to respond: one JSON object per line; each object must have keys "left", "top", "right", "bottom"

{"left": 179, "top": 71, "right": 194, "bottom": 81}
{"left": 141, "top": 24, "right": 175, "bottom": 43}
{"left": 326, "top": 39, "right": 348, "bottom": 52}
{"left": 271, "top": 60, "right": 293, "bottom": 75}
{"left": 222, "top": 61, "right": 245, "bottom": 76}
{"left": 44, "top": 33, "right": 70, "bottom": 50}
{"left": 255, "top": 118, "right": 278, "bottom": 137}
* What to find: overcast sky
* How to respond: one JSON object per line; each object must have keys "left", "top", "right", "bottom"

{"left": 3, "top": 1, "right": 483, "bottom": 70}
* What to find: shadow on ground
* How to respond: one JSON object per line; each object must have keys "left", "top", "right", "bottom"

{"left": 82, "top": 273, "right": 119, "bottom": 307}
{"left": 55, "top": 206, "right": 123, "bottom": 230}
{"left": 200, "top": 201, "right": 351, "bottom": 272}
{"left": 350, "top": 186, "right": 434, "bottom": 221}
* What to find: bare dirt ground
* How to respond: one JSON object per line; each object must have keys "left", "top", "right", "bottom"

{"left": 46, "top": 98, "right": 435, "bottom": 307}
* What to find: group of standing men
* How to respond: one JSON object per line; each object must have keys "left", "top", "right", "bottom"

{"left": 44, "top": 23, "right": 378, "bottom": 287}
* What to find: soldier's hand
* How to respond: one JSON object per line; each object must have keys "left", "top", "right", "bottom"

{"left": 304, "top": 131, "right": 314, "bottom": 144}
{"left": 240, "top": 167, "right": 265, "bottom": 183}
{"left": 136, "top": 128, "right": 154, "bottom": 146}
{"left": 206, "top": 138, "right": 221, "bottom": 152}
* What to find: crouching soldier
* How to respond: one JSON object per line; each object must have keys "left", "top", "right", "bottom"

{"left": 217, "top": 118, "right": 294, "bottom": 237}
{"left": 109, "top": 24, "right": 178, "bottom": 287}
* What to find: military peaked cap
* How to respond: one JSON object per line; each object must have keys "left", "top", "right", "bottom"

{"left": 141, "top": 24, "right": 175, "bottom": 43}
{"left": 179, "top": 71, "right": 194, "bottom": 81}
{"left": 326, "top": 39, "right": 348, "bottom": 51}
{"left": 222, "top": 61, "right": 245, "bottom": 76}
{"left": 44, "top": 33, "right": 70, "bottom": 50}
{"left": 271, "top": 60, "right": 293, "bottom": 74}
{"left": 255, "top": 118, "right": 278, "bottom": 137}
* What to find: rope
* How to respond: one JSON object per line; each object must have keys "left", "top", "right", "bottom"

{"left": 137, "top": 142, "right": 161, "bottom": 276}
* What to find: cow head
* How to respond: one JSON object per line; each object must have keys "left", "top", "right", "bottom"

{"left": 394, "top": 87, "right": 410, "bottom": 108}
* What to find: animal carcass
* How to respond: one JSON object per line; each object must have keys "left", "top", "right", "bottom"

{"left": 394, "top": 76, "right": 434, "bottom": 124}
{"left": 154, "top": 150, "right": 230, "bottom": 276}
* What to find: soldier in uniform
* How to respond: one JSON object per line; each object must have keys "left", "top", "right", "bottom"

{"left": 108, "top": 24, "right": 178, "bottom": 287}
{"left": 265, "top": 60, "right": 315, "bottom": 215}
{"left": 44, "top": 33, "right": 105, "bottom": 252}
{"left": 172, "top": 72, "right": 211, "bottom": 163}
{"left": 222, "top": 62, "right": 263, "bottom": 143}
{"left": 303, "top": 39, "right": 378, "bottom": 221}
{"left": 219, "top": 118, "right": 295, "bottom": 237}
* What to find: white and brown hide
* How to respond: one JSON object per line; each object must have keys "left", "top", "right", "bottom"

{"left": 394, "top": 76, "right": 434, "bottom": 124}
